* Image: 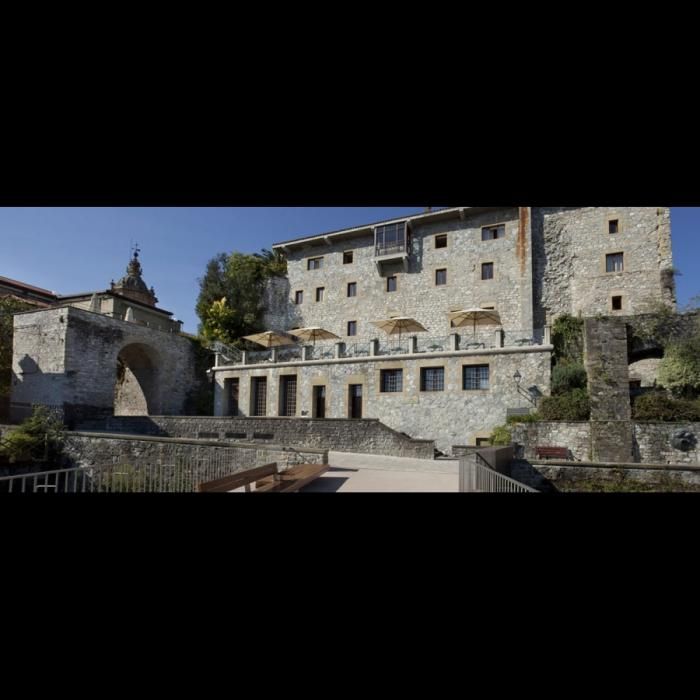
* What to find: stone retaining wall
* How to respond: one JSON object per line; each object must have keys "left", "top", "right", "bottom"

{"left": 79, "top": 416, "right": 436, "bottom": 459}
{"left": 63, "top": 432, "right": 328, "bottom": 474}
{"left": 510, "top": 421, "right": 700, "bottom": 465}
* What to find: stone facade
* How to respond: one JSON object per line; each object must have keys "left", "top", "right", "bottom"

{"left": 10, "top": 306, "right": 198, "bottom": 425}
{"left": 213, "top": 347, "right": 550, "bottom": 453}
{"left": 86, "top": 415, "right": 437, "bottom": 459}
{"left": 211, "top": 206, "right": 674, "bottom": 454}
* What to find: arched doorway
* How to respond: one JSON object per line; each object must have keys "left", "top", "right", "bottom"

{"left": 114, "top": 343, "right": 161, "bottom": 415}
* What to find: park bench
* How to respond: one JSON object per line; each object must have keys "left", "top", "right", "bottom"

{"left": 535, "top": 446, "right": 570, "bottom": 460}
{"left": 196, "top": 462, "right": 328, "bottom": 493}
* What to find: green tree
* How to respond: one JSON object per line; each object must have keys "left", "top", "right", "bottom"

{"left": 0, "top": 405, "right": 65, "bottom": 464}
{"left": 195, "top": 249, "right": 286, "bottom": 345}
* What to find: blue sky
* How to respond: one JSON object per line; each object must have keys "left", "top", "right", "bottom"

{"left": 1, "top": 207, "right": 698, "bottom": 334}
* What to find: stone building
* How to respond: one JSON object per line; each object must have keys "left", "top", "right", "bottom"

{"left": 9, "top": 249, "right": 199, "bottom": 425}
{"left": 210, "top": 207, "right": 675, "bottom": 453}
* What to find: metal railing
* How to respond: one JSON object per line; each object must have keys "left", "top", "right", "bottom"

{"left": 501, "top": 328, "right": 545, "bottom": 347}
{"left": 0, "top": 454, "right": 248, "bottom": 493}
{"left": 306, "top": 344, "right": 336, "bottom": 360}
{"left": 415, "top": 335, "right": 451, "bottom": 353}
{"left": 473, "top": 453, "right": 537, "bottom": 493}
{"left": 340, "top": 342, "right": 372, "bottom": 358}
{"left": 246, "top": 349, "right": 274, "bottom": 365}
{"left": 376, "top": 339, "right": 410, "bottom": 356}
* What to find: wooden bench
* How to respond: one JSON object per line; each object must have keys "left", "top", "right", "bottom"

{"left": 535, "top": 446, "right": 570, "bottom": 460}
{"left": 196, "top": 462, "right": 329, "bottom": 493}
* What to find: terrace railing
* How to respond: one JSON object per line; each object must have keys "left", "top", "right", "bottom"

{"left": 0, "top": 454, "right": 248, "bottom": 493}
{"left": 472, "top": 452, "right": 537, "bottom": 493}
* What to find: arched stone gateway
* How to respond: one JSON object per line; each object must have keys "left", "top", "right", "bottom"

{"left": 114, "top": 343, "right": 161, "bottom": 415}
{"left": 10, "top": 306, "right": 200, "bottom": 424}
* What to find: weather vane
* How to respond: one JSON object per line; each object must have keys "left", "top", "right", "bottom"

{"left": 132, "top": 241, "right": 140, "bottom": 258}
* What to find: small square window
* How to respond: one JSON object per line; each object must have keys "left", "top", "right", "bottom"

{"left": 463, "top": 365, "right": 489, "bottom": 390}
{"left": 482, "top": 225, "right": 505, "bottom": 241}
{"left": 481, "top": 263, "right": 494, "bottom": 280}
{"left": 316, "top": 287, "right": 324, "bottom": 302}
{"left": 294, "top": 290, "right": 303, "bottom": 305}
{"left": 387, "top": 276, "right": 397, "bottom": 292}
{"left": 380, "top": 369, "right": 403, "bottom": 393}
{"left": 606, "top": 253, "right": 624, "bottom": 273}
{"left": 308, "top": 257, "right": 323, "bottom": 270}
{"left": 435, "top": 234, "right": 447, "bottom": 249}
{"left": 612, "top": 295, "right": 622, "bottom": 311}
{"left": 343, "top": 251, "right": 354, "bottom": 264}
{"left": 435, "top": 268, "right": 447, "bottom": 286}
{"left": 347, "top": 282, "right": 357, "bottom": 297}
{"left": 347, "top": 320, "right": 357, "bottom": 336}
{"left": 609, "top": 219, "right": 619, "bottom": 234}
{"left": 420, "top": 367, "right": 444, "bottom": 392}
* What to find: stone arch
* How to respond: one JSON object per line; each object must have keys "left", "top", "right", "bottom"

{"left": 114, "top": 343, "right": 162, "bottom": 415}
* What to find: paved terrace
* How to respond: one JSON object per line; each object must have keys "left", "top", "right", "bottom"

{"left": 300, "top": 451, "right": 459, "bottom": 492}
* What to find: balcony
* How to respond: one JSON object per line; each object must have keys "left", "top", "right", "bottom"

{"left": 374, "top": 221, "right": 410, "bottom": 271}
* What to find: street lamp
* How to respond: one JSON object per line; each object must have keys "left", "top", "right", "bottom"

{"left": 513, "top": 369, "right": 522, "bottom": 387}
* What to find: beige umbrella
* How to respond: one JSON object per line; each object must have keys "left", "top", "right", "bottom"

{"left": 289, "top": 326, "right": 340, "bottom": 347}
{"left": 448, "top": 308, "right": 501, "bottom": 334}
{"left": 242, "top": 330, "right": 297, "bottom": 348}
{"left": 372, "top": 316, "right": 428, "bottom": 343}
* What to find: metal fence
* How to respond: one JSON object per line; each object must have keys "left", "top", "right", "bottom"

{"left": 459, "top": 452, "right": 537, "bottom": 493}
{"left": 0, "top": 454, "right": 248, "bottom": 493}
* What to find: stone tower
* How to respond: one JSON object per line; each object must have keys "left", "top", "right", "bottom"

{"left": 110, "top": 246, "right": 158, "bottom": 307}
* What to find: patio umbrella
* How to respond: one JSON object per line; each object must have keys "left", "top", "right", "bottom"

{"left": 289, "top": 326, "right": 340, "bottom": 347}
{"left": 242, "top": 330, "right": 297, "bottom": 348}
{"left": 448, "top": 308, "right": 501, "bottom": 334}
{"left": 372, "top": 316, "right": 428, "bottom": 343}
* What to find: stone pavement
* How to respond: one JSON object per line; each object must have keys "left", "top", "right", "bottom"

{"left": 299, "top": 451, "right": 459, "bottom": 492}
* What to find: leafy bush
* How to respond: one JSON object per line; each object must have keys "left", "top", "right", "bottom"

{"left": 551, "top": 363, "right": 587, "bottom": 395}
{"left": 632, "top": 392, "right": 700, "bottom": 421}
{"left": 657, "top": 335, "right": 700, "bottom": 399}
{"left": 505, "top": 412, "right": 541, "bottom": 425}
{"left": 539, "top": 388, "right": 591, "bottom": 421}
{"left": 489, "top": 425, "right": 512, "bottom": 446}
{"left": 0, "top": 405, "right": 65, "bottom": 464}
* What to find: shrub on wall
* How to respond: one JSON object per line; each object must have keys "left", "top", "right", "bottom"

{"left": 657, "top": 334, "right": 700, "bottom": 399}
{"left": 551, "top": 363, "right": 587, "bottom": 395}
{"left": 0, "top": 405, "right": 65, "bottom": 464}
{"left": 505, "top": 413, "right": 541, "bottom": 425}
{"left": 539, "top": 388, "right": 591, "bottom": 421}
{"left": 551, "top": 314, "right": 584, "bottom": 366}
{"left": 489, "top": 425, "right": 512, "bottom": 446}
{"left": 632, "top": 392, "right": 700, "bottom": 422}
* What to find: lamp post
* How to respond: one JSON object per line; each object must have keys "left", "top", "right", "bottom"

{"left": 513, "top": 369, "right": 537, "bottom": 407}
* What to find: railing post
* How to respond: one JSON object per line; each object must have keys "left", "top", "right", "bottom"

{"left": 271, "top": 347, "right": 278, "bottom": 363}
{"left": 335, "top": 342, "right": 344, "bottom": 359}
{"left": 410, "top": 336, "right": 418, "bottom": 354}
{"left": 241, "top": 350, "right": 248, "bottom": 365}
{"left": 544, "top": 325, "right": 551, "bottom": 345}
{"left": 450, "top": 333, "right": 459, "bottom": 351}
{"left": 304, "top": 345, "right": 313, "bottom": 361}
{"left": 370, "top": 339, "right": 379, "bottom": 357}
{"left": 495, "top": 328, "right": 504, "bottom": 348}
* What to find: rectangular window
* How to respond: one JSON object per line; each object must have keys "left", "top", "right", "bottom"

{"left": 387, "top": 276, "right": 397, "bottom": 292}
{"left": 612, "top": 295, "right": 622, "bottom": 311}
{"left": 380, "top": 369, "right": 403, "bottom": 393}
{"left": 307, "top": 257, "right": 323, "bottom": 270}
{"left": 606, "top": 253, "right": 624, "bottom": 273}
{"left": 463, "top": 365, "right": 489, "bottom": 391}
{"left": 251, "top": 377, "right": 267, "bottom": 416}
{"left": 343, "top": 251, "right": 354, "bottom": 264}
{"left": 316, "top": 287, "right": 324, "bottom": 302}
{"left": 279, "top": 375, "right": 297, "bottom": 417}
{"left": 435, "top": 234, "right": 447, "bottom": 249}
{"left": 482, "top": 224, "right": 505, "bottom": 241}
{"left": 435, "top": 268, "right": 447, "bottom": 286}
{"left": 347, "top": 320, "right": 357, "bottom": 336}
{"left": 420, "top": 367, "right": 444, "bottom": 392}
{"left": 347, "top": 282, "right": 357, "bottom": 297}
{"left": 294, "top": 290, "right": 303, "bottom": 305}
{"left": 609, "top": 219, "right": 619, "bottom": 234}
{"left": 481, "top": 262, "right": 494, "bottom": 280}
